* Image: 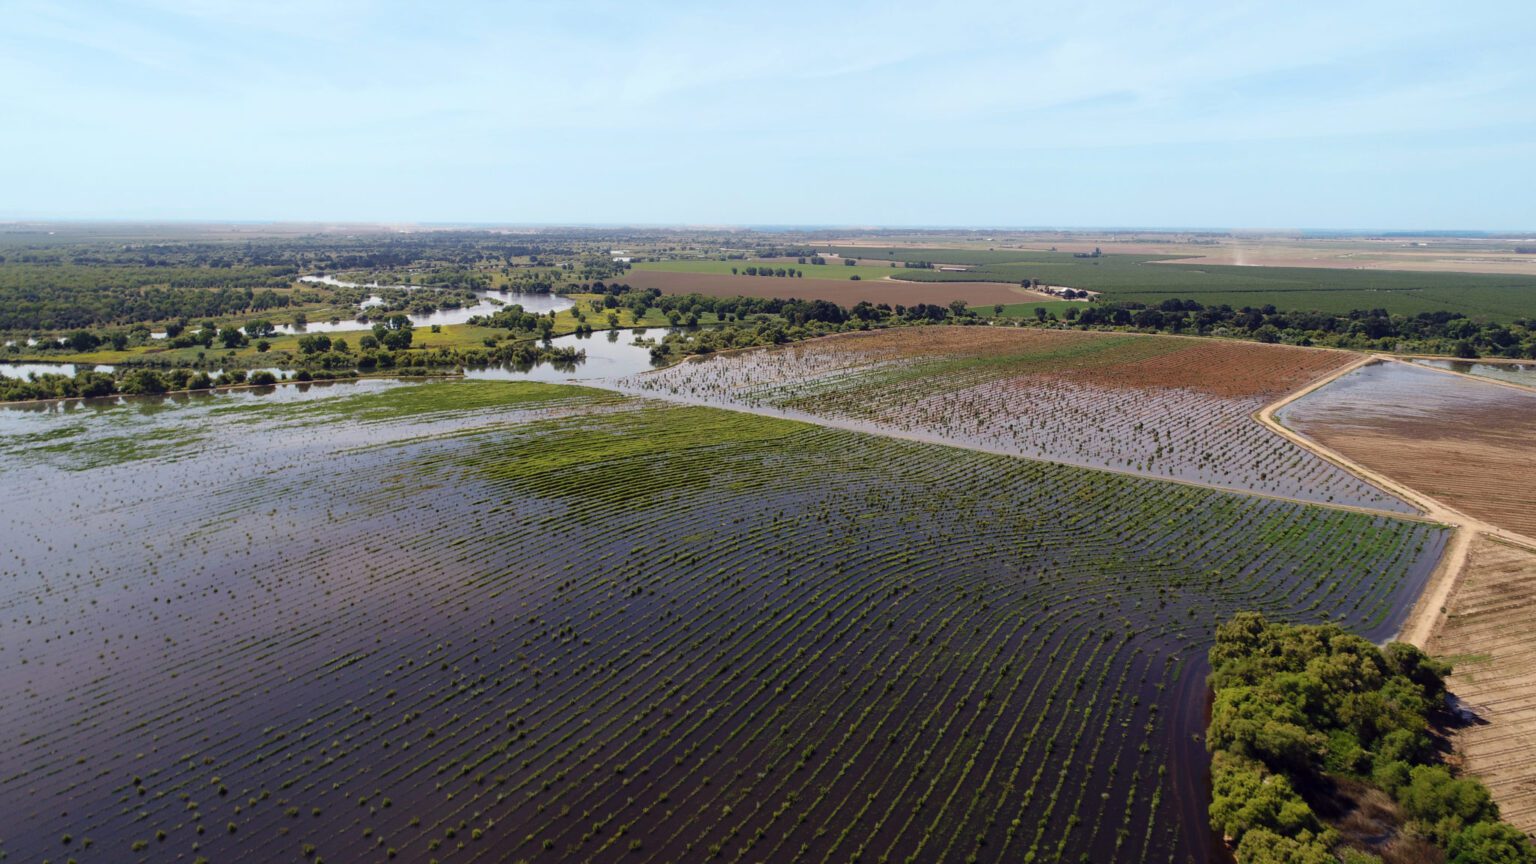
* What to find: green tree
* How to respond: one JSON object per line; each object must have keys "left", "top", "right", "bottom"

{"left": 1447, "top": 822, "right": 1536, "bottom": 864}
{"left": 116, "top": 369, "right": 167, "bottom": 395}
{"left": 66, "top": 330, "right": 101, "bottom": 352}
{"left": 297, "top": 334, "right": 331, "bottom": 354}
{"left": 1233, "top": 827, "right": 1335, "bottom": 864}
{"left": 1399, "top": 765, "right": 1499, "bottom": 842}
{"left": 1210, "top": 753, "right": 1322, "bottom": 843}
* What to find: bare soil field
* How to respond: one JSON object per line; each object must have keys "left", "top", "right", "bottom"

{"left": 626, "top": 327, "right": 1414, "bottom": 511}
{"left": 620, "top": 269, "right": 1048, "bottom": 306}
{"left": 1426, "top": 537, "right": 1536, "bottom": 833}
{"left": 1279, "top": 361, "right": 1536, "bottom": 538}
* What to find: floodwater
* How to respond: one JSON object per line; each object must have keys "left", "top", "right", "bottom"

{"left": 1413, "top": 358, "right": 1536, "bottom": 388}
{"left": 283, "top": 275, "right": 575, "bottom": 334}
{"left": 1276, "top": 358, "right": 1536, "bottom": 537}
{"left": 0, "top": 375, "right": 1445, "bottom": 864}
{"left": 144, "top": 275, "right": 576, "bottom": 338}
{"left": 0, "top": 362, "right": 116, "bottom": 378}
{"left": 1278, "top": 359, "right": 1536, "bottom": 429}
{"left": 0, "top": 362, "right": 285, "bottom": 381}
{"left": 465, "top": 329, "right": 671, "bottom": 384}
{"left": 0, "top": 377, "right": 399, "bottom": 426}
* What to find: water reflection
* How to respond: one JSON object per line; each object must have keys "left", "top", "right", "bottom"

{"left": 464, "top": 330, "right": 671, "bottom": 384}
{"left": 0, "top": 362, "right": 116, "bottom": 378}
{"left": 1412, "top": 358, "right": 1536, "bottom": 388}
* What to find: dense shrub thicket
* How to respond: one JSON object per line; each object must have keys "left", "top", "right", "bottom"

{"left": 1207, "top": 613, "right": 1535, "bottom": 864}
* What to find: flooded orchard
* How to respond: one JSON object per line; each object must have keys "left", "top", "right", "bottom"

{"left": 0, "top": 380, "right": 1444, "bottom": 863}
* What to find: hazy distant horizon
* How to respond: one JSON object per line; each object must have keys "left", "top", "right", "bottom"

{"left": 2, "top": 218, "right": 1533, "bottom": 238}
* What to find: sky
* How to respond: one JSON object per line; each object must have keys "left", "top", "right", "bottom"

{"left": 2, "top": 0, "right": 1534, "bottom": 230}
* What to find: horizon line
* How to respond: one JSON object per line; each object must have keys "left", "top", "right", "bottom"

{"left": 2, "top": 218, "right": 1533, "bottom": 238}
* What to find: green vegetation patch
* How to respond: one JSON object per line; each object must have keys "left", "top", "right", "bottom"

{"left": 1207, "top": 613, "right": 1534, "bottom": 863}
{"left": 25, "top": 424, "right": 205, "bottom": 471}
{"left": 474, "top": 405, "right": 807, "bottom": 510}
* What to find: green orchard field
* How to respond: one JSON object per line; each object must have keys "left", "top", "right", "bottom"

{"left": 825, "top": 247, "right": 1536, "bottom": 320}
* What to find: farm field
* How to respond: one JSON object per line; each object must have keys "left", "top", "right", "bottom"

{"left": 1278, "top": 360, "right": 1536, "bottom": 538}
{"left": 631, "top": 259, "right": 907, "bottom": 283}
{"left": 625, "top": 327, "right": 1414, "bottom": 511}
{"left": 822, "top": 247, "right": 1536, "bottom": 320}
{"left": 617, "top": 269, "right": 1047, "bottom": 308}
{"left": 826, "top": 235, "right": 1536, "bottom": 277}
{"left": 0, "top": 379, "right": 1447, "bottom": 864}
{"left": 970, "top": 300, "right": 1085, "bottom": 320}
{"left": 1426, "top": 536, "right": 1536, "bottom": 834}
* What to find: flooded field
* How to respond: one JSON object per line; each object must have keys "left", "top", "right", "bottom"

{"left": 1280, "top": 360, "right": 1536, "bottom": 537}
{"left": 1412, "top": 358, "right": 1536, "bottom": 389}
{"left": 0, "top": 379, "right": 1444, "bottom": 863}
{"left": 626, "top": 327, "right": 1415, "bottom": 512}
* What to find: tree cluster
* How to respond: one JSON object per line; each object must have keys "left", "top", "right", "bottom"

{"left": 1207, "top": 612, "right": 1533, "bottom": 864}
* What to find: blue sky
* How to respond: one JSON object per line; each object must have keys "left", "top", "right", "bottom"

{"left": 3, "top": 0, "right": 1533, "bottom": 229}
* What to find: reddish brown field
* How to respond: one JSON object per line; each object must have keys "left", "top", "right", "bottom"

{"left": 1280, "top": 361, "right": 1536, "bottom": 537}
{"left": 1428, "top": 537, "right": 1536, "bottom": 832}
{"left": 620, "top": 269, "right": 1049, "bottom": 306}
{"left": 754, "top": 327, "right": 1353, "bottom": 399}
{"left": 1047, "top": 337, "right": 1353, "bottom": 399}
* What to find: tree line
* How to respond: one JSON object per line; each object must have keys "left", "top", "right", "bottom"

{"left": 0, "top": 266, "right": 298, "bottom": 330}
{"left": 1064, "top": 299, "right": 1536, "bottom": 358}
